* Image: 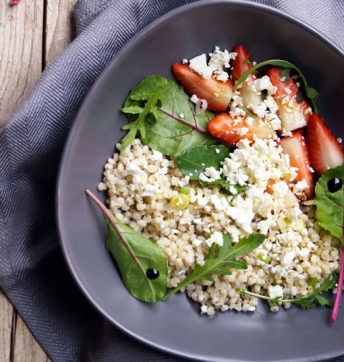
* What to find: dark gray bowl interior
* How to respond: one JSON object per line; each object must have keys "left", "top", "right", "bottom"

{"left": 57, "top": 1, "right": 344, "bottom": 361}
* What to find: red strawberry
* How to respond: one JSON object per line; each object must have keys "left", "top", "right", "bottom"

{"left": 171, "top": 63, "right": 233, "bottom": 112}
{"left": 279, "top": 130, "right": 314, "bottom": 199}
{"left": 231, "top": 45, "right": 261, "bottom": 108}
{"left": 208, "top": 112, "right": 275, "bottom": 146}
{"left": 306, "top": 113, "right": 344, "bottom": 174}
{"left": 231, "top": 45, "right": 257, "bottom": 82}
{"left": 267, "top": 67, "right": 311, "bottom": 133}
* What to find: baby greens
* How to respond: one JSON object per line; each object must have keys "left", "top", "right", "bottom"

{"left": 86, "top": 189, "right": 264, "bottom": 303}
{"left": 176, "top": 144, "right": 230, "bottom": 180}
{"left": 314, "top": 164, "right": 344, "bottom": 321}
{"left": 121, "top": 75, "right": 217, "bottom": 156}
{"left": 314, "top": 164, "right": 344, "bottom": 241}
{"left": 241, "top": 272, "right": 337, "bottom": 309}
{"left": 86, "top": 189, "right": 168, "bottom": 302}
{"left": 163, "top": 233, "right": 265, "bottom": 300}
{"left": 176, "top": 144, "right": 245, "bottom": 194}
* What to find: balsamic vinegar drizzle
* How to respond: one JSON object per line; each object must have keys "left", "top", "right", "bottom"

{"left": 327, "top": 178, "right": 343, "bottom": 193}
{"left": 146, "top": 269, "right": 160, "bottom": 280}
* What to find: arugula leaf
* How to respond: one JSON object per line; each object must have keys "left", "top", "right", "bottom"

{"left": 176, "top": 145, "right": 230, "bottom": 180}
{"left": 86, "top": 189, "right": 168, "bottom": 302}
{"left": 241, "top": 272, "right": 337, "bottom": 309}
{"left": 314, "top": 164, "right": 344, "bottom": 241}
{"left": 121, "top": 88, "right": 162, "bottom": 150}
{"left": 162, "top": 233, "right": 265, "bottom": 300}
{"left": 232, "top": 59, "right": 319, "bottom": 112}
{"left": 121, "top": 75, "right": 217, "bottom": 156}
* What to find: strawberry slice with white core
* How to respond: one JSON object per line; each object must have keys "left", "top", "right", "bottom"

{"left": 208, "top": 112, "right": 275, "bottom": 146}
{"left": 267, "top": 67, "right": 311, "bottom": 133}
{"left": 279, "top": 130, "right": 314, "bottom": 199}
{"left": 306, "top": 113, "right": 344, "bottom": 175}
{"left": 171, "top": 63, "right": 233, "bottom": 112}
{"left": 231, "top": 45, "right": 261, "bottom": 108}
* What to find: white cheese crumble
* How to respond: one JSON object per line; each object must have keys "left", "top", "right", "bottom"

{"left": 188, "top": 46, "right": 236, "bottom": 82}
{"left": 268, "top": 285, "right": 284, "bottom": 299}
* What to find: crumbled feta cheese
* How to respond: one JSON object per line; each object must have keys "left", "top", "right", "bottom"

{"left": 199, "top": 166, "right": 222, "bottom": 182}
{"left": 189, "top": 54, "right": 214, "bottom": 79}
{"left": 268, "top": 285, "right": 284, "bottom": 299}
{"left": 206, "top": 231, "right": 224, "bottom": 247}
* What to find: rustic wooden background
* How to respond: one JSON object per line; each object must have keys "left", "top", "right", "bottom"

{"left": 0, "top": 0, "right": 78, "bottom": 360}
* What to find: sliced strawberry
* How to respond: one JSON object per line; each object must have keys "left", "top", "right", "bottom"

{"left": 208, "top": 112, "right": 275, "bottom": 146}
{"left": 306, "top": 113, "right": 344, "bottom": 175}
{"left": 171, "top": 63, "right": 233, "bottom": 112}
{"left": 231, "top": 45, "right": 261, "bottom": 108}
{"left": 231, "top": 45, "right": 257, "bottom": 82}
{"left": 279, "top": 130, "right": 314, "bottom": 199}
{"left": 266, "top": 179, "right": 300, "bottom": 208}
{"left": 267, "top": 67, "right": 311, "bottom": 133}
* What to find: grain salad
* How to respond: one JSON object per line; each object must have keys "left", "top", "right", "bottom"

{"left": 89, "top": 44, "right": 344, "bottom": 318}
{"left": 97, "top": 138, "right": 340, "bottom": 316}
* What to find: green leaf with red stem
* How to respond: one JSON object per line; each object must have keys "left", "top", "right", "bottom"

{"left": 121, "top": 75, "right": 217, "bottom": 156}
{"left": 85, "top": 189, "right": 168, "bottom": 302}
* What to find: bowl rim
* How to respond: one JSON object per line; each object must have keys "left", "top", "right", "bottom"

{"left": 56, "top": 1, "right": 344, "bottom": 361}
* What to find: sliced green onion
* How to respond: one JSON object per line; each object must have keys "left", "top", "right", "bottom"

{"left": 180, "top": 187, "right": 190, "bottom": 194}
{"left": 258, "top": 253, "right": 271, "bottom": 264}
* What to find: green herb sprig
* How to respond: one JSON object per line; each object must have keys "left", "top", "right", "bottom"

{"left": 240, "top": 272, "right": 338, "bottom": 309}
{"left": 163, "top": 233, "right": 265, "bottom": 300}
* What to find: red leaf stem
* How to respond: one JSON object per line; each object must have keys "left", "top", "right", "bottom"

{"left": 331, "top": 244, "right": 344, "bottom": 322}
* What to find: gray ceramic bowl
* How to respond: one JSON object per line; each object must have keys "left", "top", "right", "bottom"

{"left": 57, "top": 1, "right": 344, "bottom": 361}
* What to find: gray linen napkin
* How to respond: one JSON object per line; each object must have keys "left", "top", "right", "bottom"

{"left": 0, "top": 0, "right": 343, "bottom": 361}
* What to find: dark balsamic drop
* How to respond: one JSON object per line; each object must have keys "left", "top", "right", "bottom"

{"left": 327, "top": 178, "right": 343, "bottom": 193}
{"left": 146, "top": 269, "right": 159, "bottom": 280}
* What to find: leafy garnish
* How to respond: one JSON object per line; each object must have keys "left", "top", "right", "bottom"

{"left": 314, "top": 164, "right": 344, "bottom": 321}
{"left": 314, "top": 164, "right": 344, "bottom": 241}
{"left": 176, "top": 145, "right": 230, "bottom": 180}
{"left": 241, "top": 272, "right": 337, "bottom": 309}
{"left": 121, "top": 75, "right": 217, "bottom": 156}
{"left": 162, "top": 233, "right": 265, "bottom": 300}
{"left": 86, "top": 189, "right": 168, "bottom": 302}
{"left": 176, "top": 145, "right": 245, "bottom": 194}
{"left": 232, "top": 59, "right": 319, "bottom": 112}
{"left": 121, "top": 87, "right": 162, "bottom": 150}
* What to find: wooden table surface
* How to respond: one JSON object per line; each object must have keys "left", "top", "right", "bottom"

{"left": 0, "top": 1, "right": 78, "bottom": 360}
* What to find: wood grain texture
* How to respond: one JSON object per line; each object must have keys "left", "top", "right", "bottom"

{"left": 0, "top": 1, "right": 44, "bottom": 130}
{"left": 0, "top": 289, "right": 13, "bottom": 362}
{"left": 45, "top": 0, "right": 78, "bottom": 66}
{"left": 12, "top": 316, "right": 50, "bottom": 362}
{"left": 0, "top": 0, "right": 77, "bottom": 360}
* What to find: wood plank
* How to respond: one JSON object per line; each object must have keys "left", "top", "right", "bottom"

{"left": 12, "top": 315, "right": 50, "bottom": 362}
{"left": 0, "top": 1, "right": 44, "bottom": 130}
{"left": 0, "top": 0, "right": 48, "bottom": 360}
{"left": 0, "top": 289, "right": 13, "bottom": 362}
{"left": 45, "top": 0, "right": 78, "bottom": 66}
{"left": 0, "top": 0, "right": 78, "bottom": 361}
